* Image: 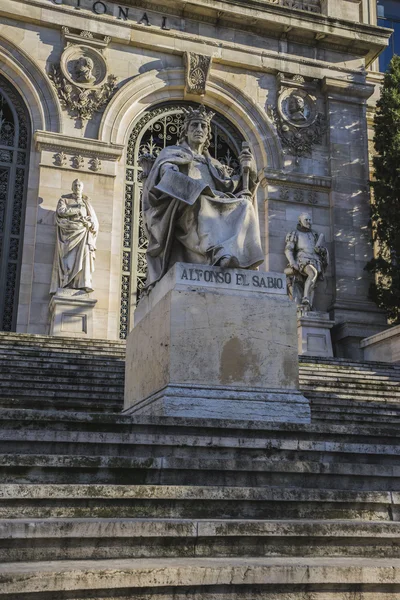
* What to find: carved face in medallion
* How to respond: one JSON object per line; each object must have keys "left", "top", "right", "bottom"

{"left": 278, "top": 89, "right": 317, "bottom": 129}
{"left": 60, "top": 45, "right": 108, "bottom": 89}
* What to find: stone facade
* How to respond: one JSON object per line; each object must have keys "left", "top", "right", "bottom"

{"left": 0, "top": 0, "right": 390, "bottom": 357}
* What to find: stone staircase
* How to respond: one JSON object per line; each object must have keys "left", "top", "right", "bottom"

{"left": 1, "top": 409, "right": 400, "bottom": 597}
{"left": 1, "top": 332, "right": 400, "bottom": 424}
{"left": 0, "top": 332, "right": 125, "bottom": 412}
{"left": 0, "top": 332, "right": 400, "bottom": 597}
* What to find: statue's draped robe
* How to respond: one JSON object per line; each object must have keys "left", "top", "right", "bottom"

{"left": 50, "top": 193, "right": 99, "bottom": 293}
{"left": 143, "top": 144, "right": 264, "bottom": 287}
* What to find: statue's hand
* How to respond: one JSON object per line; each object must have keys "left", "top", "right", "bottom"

{"left": 160, "top": 162, "right": 179, "bottom": 178}
{"left": 291, "top": 262, "right": 300, "bottom": 272}
{"left": 239, "top": 149, "right": 257, "bottom": 180}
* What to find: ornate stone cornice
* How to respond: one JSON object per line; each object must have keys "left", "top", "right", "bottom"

{"left": 6, "top": 0, "right": 391, "bottom": 68}
{"left": 262, "top": 169, "right": 332, "bottom": 190}
{"left": 34, "top": 131, "right": 124, "bottom": 162}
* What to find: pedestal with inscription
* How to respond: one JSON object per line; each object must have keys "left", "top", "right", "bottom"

{"left": 124, "top": 263, "right": 310, "bottom": 423}
{"left": 49, "top": 289, "right": 97, "bottom": 338}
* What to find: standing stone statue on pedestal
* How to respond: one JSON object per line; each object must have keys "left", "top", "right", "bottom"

{"left": 49, "top": 179, "right": 98, "bottom": 337}
{"left": 142, "top": 105, "right": 264, "bottom": 289}
{"left": 285, "top": 213, "right": 333, "bottom": 357}
{"left": 284, "top": 212, "right": 329, "bottom": 312}
{"left": 50, "top": 179, "right": 98, "bottom": 293}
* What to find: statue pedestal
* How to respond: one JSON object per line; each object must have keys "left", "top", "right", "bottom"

{"left": 124, "top": 263, "right": 311, "bottom": 423}
{"left": 49, "top": 289, "right": 97, "bottom": 338}
{"left": 297, "top": 311, "right": 334, "bottom": 357}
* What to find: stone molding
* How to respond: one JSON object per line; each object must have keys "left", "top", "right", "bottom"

{"left": 4, "top": 0, "right": 391, "bottom": 70}
{"left": 322, "top": 77, "right": 375, "bottom": 103}
{"left": 99, "top": 68, "right": 283, "bottom": 172}
{"left": 34, "top": 131, "right": 124, "bottom": 162}
{"left": 0, "top": 32, "right": 62, "bottom": 133}
{"left": 261, "top": 169, "right": 332, "bottom": 190}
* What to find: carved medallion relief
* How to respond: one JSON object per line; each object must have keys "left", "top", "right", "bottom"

{"left": 268, "top": 74, "right": 327, "bottom": 164}
{"left": 48, "top": 28, "right": 117, "bottom": 127}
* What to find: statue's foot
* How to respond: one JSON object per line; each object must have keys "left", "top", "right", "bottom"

{"left": 218, "top": 255, "right": 240, "bottom": 268}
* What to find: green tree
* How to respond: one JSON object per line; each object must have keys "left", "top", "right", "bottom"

{"left": 366, "top": 55, "right": 400, "bottom": 324}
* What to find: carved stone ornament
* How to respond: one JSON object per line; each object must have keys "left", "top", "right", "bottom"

{"left": 49, "top": 42, "right": 117, "bottom": 127}
{"left": 90, "top": 157, "right": 102, "bottom": 172}
{"left": 72, "top": 155, "right": 84, "bottom": 169}
{"left": 54, "top": 151, "right": 67, "bottom": 167}
{"left": 184, "top": 52, "right": 212, "bottom": 96}
{"left": 268, "top": 88, "right": 327, "bottom": 165}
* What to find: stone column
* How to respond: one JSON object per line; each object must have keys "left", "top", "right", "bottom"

{"left": 323, "top": 77, "right": 386, "bottom": 359}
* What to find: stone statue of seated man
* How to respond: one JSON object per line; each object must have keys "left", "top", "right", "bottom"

{"left": 284, "top": 212, "right": 329, "bottom": 311}
{"left": 141, "top": 105, "right": 264, "bottom": 289}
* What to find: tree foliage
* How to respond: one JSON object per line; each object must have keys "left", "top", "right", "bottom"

{"left": 366, "top": 55, "right": 400, "bottom": 324}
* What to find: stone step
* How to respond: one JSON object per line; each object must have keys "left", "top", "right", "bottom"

{"left": 1, "top": 518, "right": 399, "bottom": 562}
{"left": 0, "top": 343, "right": 125, "bottom": 357}
{"left": 2, "top": 408, "right": 399, "bottom": 439}
{"left": 301, "top": 378, "right": 400, "bottom": 390}
{"left": 0, "top": 332, "right": 125, "bottom": 350}
{"left": 2, "top": 424, "right": 399, "bottom": 450}
{"left": 302, "top": 385, "right": 400, "bottom": 398}
{"left": 299, "top": 356, "right": 400, "bottom": 370}
{"left": 0, "top": 397, "right": 122, "bottom": 413}
{"left": 0, "top": 484, "right": 395, "bottom": 520}
{"left": 1, "top": 453, "right": 400, "bottom": 490}
{"left": 307, "top": 392, "right": 400, "bottom": 405}
{"left": 1, "top": 556, "right": 400, "bottom": 599}
{"left": 0, "top": 373, "right": 123, "bottom": 389}
{"left": 0, "top": 358, "right": 125, "bottom": 375}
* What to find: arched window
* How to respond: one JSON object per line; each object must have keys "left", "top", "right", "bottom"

{"left": 120, "top": 102, "right": 244, "bottom": 339}
{"left": 0, "top": 75, "right": 30, "bottom": 331}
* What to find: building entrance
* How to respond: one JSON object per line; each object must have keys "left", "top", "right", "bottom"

{"left": 0, "top": 75, "right": 30, "bottom": 331}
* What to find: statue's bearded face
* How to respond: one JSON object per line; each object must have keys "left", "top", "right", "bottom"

{"left": 187, "top": 119, "right": 209, "bottom": 147}
{"left": 299, "top": 213, "right": 312, "bottom": 230}
{"left": 72, "top": 180, "right": 84, "bottom": 195}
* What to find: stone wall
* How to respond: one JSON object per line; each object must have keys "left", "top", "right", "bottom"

{"left": 0, "top": 0, "right": 390, "bottom": 354}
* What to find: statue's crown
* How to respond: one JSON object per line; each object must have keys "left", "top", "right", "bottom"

{"left": 182, "top": 105, "right": 215, "bottom": 125}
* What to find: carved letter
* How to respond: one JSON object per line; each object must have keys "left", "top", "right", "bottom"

{"left": 138, "top": 12, "right": 151, "bottom": 25}
{"left": 161, "top": 16, "right": 170, "bottom": 30}
{"left": 118, "top": 6, "right": 129, "bottom": 19}
{"left": 93, "top": 1, "right": 107, "bottom": 14}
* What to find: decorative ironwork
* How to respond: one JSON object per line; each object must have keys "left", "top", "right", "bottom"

{"left": 120, "top": 102, "right": 243, "bottom": 339}
{"left": 0, "top": 75, "right": 30, "bottom": 331}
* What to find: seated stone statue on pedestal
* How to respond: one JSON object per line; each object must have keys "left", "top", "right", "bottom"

{"left": 284, "top": 212, "right": 329, "bottom": 312}
{"left": 141, "top": 105, "right": 264, "bottom": 289}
